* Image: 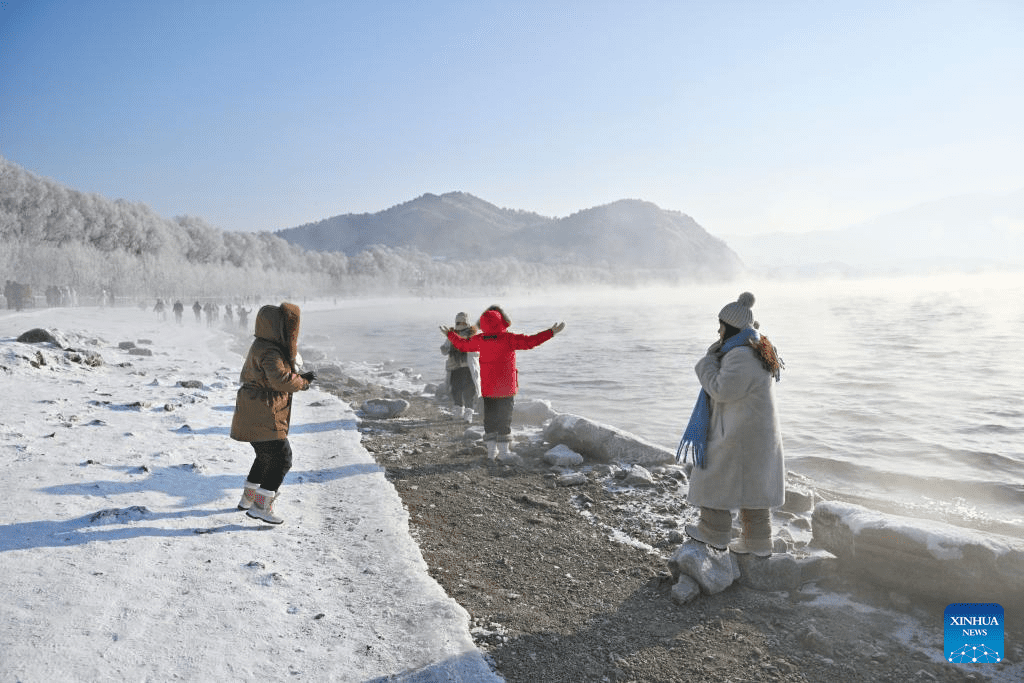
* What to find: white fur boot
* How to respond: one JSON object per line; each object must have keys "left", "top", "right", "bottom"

{"left": 246, "top": 488, "right": 283, "bottom": 524}
{"left": 485, "top": 439, "right": 497, "bottom": 462}
{"left": 463, "top": 407, "right": 474, "bottom": 423}
{"left": 496, "top": 440, "right": 511, "bottom": 460}
{"left": 237, "top": 480, "right": 259, "bottom": 510}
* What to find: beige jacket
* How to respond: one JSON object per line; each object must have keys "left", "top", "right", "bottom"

{"left": 686, "top": 344, "right": 785, "bottom": 510}
{"left": 230, "top": 303, "right": 309, "bottom": 442}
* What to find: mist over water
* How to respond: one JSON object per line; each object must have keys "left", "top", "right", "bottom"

{"left": 302, "top": 274, "right": 1024, "bottom": 539}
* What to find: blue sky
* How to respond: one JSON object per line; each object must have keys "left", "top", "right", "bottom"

{"left": 2, "top": 0, "right": 1022, "bottom": 235}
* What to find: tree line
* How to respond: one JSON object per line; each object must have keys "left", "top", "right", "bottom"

{"left": 1, "top": 157, "right": 678, "bottom": 305}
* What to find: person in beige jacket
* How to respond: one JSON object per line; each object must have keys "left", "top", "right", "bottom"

{"left": 230, "top": 302, "right": 313, "bottom": 524}
{"left": 681, "top": 292, "right": 785, "bottom": 556}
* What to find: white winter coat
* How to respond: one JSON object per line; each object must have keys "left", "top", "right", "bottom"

{"left": 686, "top": 344, "right": 785, "bottom": 510}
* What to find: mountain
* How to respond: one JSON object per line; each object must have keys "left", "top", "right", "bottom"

{"left": 724, "top": 190, "right": 1024, "bottom": 276}
{"left": 276, "top": 192, "right": 743, "bottom": 276}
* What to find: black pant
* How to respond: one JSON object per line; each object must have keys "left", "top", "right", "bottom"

{"left": 449, "top": 367, "right": 475, "bottom": 407}
{"left": 482, "top": 397, "right": 514, "bottom": 441}
{"left": 246, "top": 439, "right": 293, "bottom": 492}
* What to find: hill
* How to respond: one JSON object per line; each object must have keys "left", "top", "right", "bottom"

{"left": 276, "top": 193, "right": 744, "bottom": 276}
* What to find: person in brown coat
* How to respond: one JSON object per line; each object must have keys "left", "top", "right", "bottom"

{"left": 230, "top": 302, "right": 314, "bottom": 524}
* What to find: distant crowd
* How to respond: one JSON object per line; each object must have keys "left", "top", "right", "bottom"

{"left": 1, "top": 280, "right": 262, "bottom": 330}
{"left": 3, "top": 280, "right": 78, "bottom": 310}
{"left": 152, "top": 298, "right": 257, "bottom": 329}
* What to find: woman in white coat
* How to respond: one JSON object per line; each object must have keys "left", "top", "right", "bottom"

{"left": 680, "top": 292, "right": 785, "bottom": 556}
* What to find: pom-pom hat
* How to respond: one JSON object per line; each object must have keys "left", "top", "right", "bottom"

{"left": 719, "top": 292, "right": 758, "bottom": 329}
{"left": 454, "top": 312, "right": 470, "bottom": 329}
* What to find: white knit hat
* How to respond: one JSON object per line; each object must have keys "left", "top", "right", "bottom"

{"left": 454, "top": 312, "right": 470, "bottom": 328}
{"left": 718, "top": 292, "right": 757, "bottom": 329}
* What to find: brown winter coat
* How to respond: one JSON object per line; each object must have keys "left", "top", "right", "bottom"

{"left": 230, "top": 303, "right": 309, "bottom": 442}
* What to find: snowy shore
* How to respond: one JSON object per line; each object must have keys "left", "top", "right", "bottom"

{"left": 4, "top": 303, "right": 1024, "bottom": 682}
{"left": 0, "top": 306, "right": 498, "bottom": 682}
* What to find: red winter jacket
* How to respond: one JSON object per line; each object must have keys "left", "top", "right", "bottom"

{"left": 446, "top": 310, "right": 554, "bottom": 397}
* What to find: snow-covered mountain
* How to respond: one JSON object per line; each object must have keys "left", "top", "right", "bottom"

{"left": 275, "top": 193, "right": 744, "bottom": 275}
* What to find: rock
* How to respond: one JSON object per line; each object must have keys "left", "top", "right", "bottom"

{"left": 464, "top": 427, "right": 485, "bottom": 441}
{"left": 514, "top": 398, "right": 557, "bottom": 425}
{"left": 782, "top": 485, "right": 815, "bottom": 514}
{"left": 793, "top": 553, "right": 840, "bottom": 582}
{"left": 128, "top": 347, "right": 153, "bottom": 356}
{"left": 556, "top": 472, "right": 588, "bottom": 487}
{"left": 735, "top": 553, "right": 801, "bottom": 591}
{"left": 18, "top": 328, "right": 68, "bottom": 348}
{"left": 67, "top": 350, "right": 104, "bottom": 367}
{"left": 812, "top": 501, "right": 1024, "bottom": 614}
{"left": 798, "top": 625, "right": 833, "bottom": 657}
{"left": 658, "top": 464, "right": 689, "bottom": 482}
{"left": 118, "top": 341, "right": 136, "bottom": 350}
{"left": 543, "top": 413, "right": 674, "bottom": 466}
{"left": 88, "top": 506, "right": 151, "bottom": 525}
{"left": 667, "top": 540, "right": 739, "bottom": 595}
{"left": 543, "top": 444, "right": 584, "bottom": 468}
{"left": 671, "top": 575, "right": 701, "bottom": 604}
{"left": 497, "top": 453, "right": 523, "bottom": 466}
{"left": 177, "top": 380, "right": 204, "bottom": 389}
{"left": 361, "top": 398, "right": 410, "bottom": 419}
{"left": 623, "top": 464, "right": 655, "bottom": 487}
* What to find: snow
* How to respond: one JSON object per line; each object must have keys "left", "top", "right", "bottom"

{"left": 817, "top": 500, "right": 1020, "bottom": 562}
{"left": 0, "top": 306, "right": 500, "bottom": 682}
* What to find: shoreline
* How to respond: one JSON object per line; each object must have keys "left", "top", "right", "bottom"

{"left": 307, "top": 355, "right": 1022, "bottom": 681}
{"left": 7, "top": 305, "right": 1016, "bottom": 681}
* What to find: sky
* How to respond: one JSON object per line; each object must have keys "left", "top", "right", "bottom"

{"left": 2, "top": 0, "right": 1023, "bottom": 236}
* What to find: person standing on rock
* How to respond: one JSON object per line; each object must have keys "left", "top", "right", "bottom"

{"left": 442, "top": 305, "right": 564, "bottom": 462}
{"left": 440, "top": 311, "right": 480, "bottom": 423}
{"left": 679, "top": 292, "right": 785, "bottom": 556}
{"left": 231, "top": 302, "right": 315, "bottom": 524}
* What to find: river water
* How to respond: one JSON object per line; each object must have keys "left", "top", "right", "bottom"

{"left": 301, "top": 273, "right": 1024, "bottom": 540}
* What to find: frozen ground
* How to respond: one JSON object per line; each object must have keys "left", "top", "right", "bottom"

{"left": 0, "top": 305, "right": 499, "bottom": 682}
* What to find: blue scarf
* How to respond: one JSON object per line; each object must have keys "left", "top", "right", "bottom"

{"left": 677, "top": 327, "right": 760, "bottom": 468}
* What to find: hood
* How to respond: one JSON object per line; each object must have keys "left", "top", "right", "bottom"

{"left": 254, "top": 302, "right": 301, "bottom": 361}
{"left": 478, "top": 309, "right": 508, "bottom": 335}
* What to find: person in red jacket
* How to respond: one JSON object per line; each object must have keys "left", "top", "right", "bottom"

{"left": 442, "top": 305, "right": 565, "bottom": 461}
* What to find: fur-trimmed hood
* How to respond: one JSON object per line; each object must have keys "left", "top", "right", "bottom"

{"left": 478, "top": 309, "right": 509, "bottom": 335}
{"left": 254, "top": 302, "right": 301, "bottom": 363}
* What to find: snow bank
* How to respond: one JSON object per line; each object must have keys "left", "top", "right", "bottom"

{"left": 812, "top": 500, "right": 1024, "bottom": 614}
{"left": 0, "top": 306, "right": 499, "bottom": 682}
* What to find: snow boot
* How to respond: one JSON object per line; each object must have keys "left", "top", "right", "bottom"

{"left": 684, "top": 507, "right": 732, "bottom": 550}
{"left": 247, "top": 487, "right": 283, "bottom": 524}
{"left": 463, "top": 407, "right": 475, "bottom": 423}
{"left": 496, "top": 438, "right": 513, "bottom": 461}
{"left": 484, "top": 439, "right": 498, "bottom": 462}
{"left": 729, "top": 509, "right": 772, "bottom": 556}
{"left": 237, "top": 480, "right": 259, "bottom": 510}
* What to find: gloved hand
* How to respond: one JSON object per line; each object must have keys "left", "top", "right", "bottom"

{"left": 706, "top": 340, "right": 723, "bottom": 355}
{"left": 550, "top": 322, "right": 566, "bottom": 335}
{"left": 300, "top": 371, "right": 316, "bottom": 382}
{"left": 439, "top": 325, "right": 453, "bottom": 335}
